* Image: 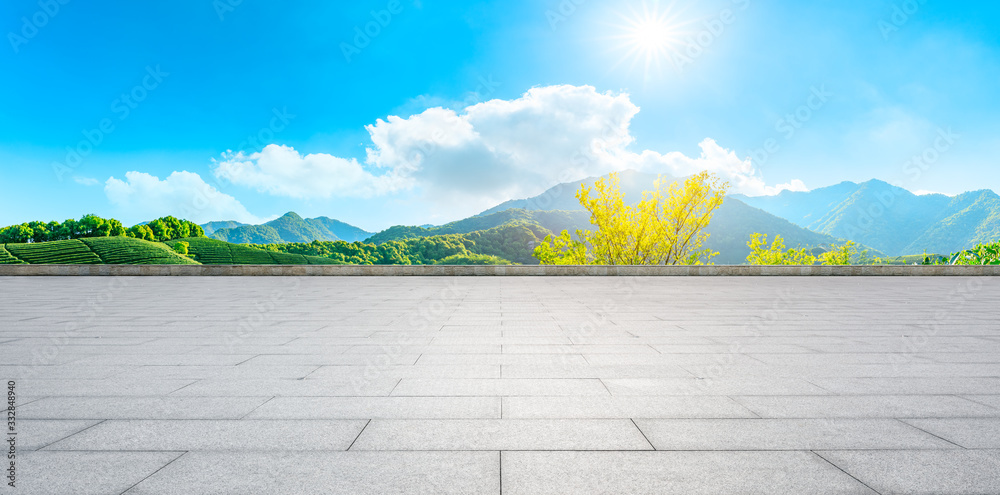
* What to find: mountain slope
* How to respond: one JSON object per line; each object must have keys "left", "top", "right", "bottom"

{"left": 200, "top": 221, "right": 247, "bottom": 236}
{"left": 374, "top": 171, "right": 848, "bottom": 264}
{"left": 210, "top": 212, "right": 373, "bottom": 244}
{"left": 737, "top": 180, "right": 1000, "bottom": 255}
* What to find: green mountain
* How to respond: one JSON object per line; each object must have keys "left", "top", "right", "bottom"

{"left": 371, "top": 171, "right": 848, "bottom": 264}
{"left": 209, "top": 212, "right": 373, "bottom": 244}
{"left": 735, "top": 180, "right": 1000, "bottom": 255}
{"left": 201, "top": 220, "right": 247, "bottom": 236}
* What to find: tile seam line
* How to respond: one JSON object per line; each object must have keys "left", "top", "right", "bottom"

{"left": 120, "top": 451, "right": 189, "bottom": 495}
{"left": 346, "top": 419, "right": 373, "bottom": 451}
{"left": 811, "top": 450, "right": 884, "bottom": 495}
{"left": 630, "top": 418, "right": 656, "bottom": 451}
{"left": 894, "top": 419, "right": 969, "bottom": 449}
{"left": 239, "top": 396, "right": 277, "bottom": 420}
{"left": 36, "top": 419, "right": 108, "bottom": 451}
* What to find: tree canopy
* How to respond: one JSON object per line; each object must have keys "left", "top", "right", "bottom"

{"left": 0, "top": 215, "right": 205, "bottom": 244}
{"left": 534, "top": 171, "right": 729, "bottom": 265}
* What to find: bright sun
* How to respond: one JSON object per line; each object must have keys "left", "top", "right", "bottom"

{"left": 609, "top": 3, "right": 688, "bottom": 80}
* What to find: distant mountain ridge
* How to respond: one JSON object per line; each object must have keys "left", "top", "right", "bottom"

{"left": 463, "top": 171, "right": 849, "bottom": 264}
{"left": 734, "top": 180, "right": 1000, "bottom": 255}
{"left": 205, "top": 212, "right": 373, "bottom": 244}
{"left": 201, "top": 221, "right": 247, "bottom": 236}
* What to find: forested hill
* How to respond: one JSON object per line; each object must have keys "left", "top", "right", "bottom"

{"left": 208, "top": 212, "right": 373, "bottom": 244}
{"left": 735, "top": 180, "right": 1000, "bottom": 255}
{"left": 365, "top": 202, "right": 846, "bottom": 265}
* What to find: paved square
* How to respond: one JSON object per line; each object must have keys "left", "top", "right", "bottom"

{"left": 2, "top": 275, "right": 1000, "bottom": 494}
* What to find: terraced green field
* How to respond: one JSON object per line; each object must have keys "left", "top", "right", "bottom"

{"left": 79, "top": 237, "right": 198, "bottom": 265}
{"left": 0, "top": 245, "right": 26, "bottom": 264}
{"left": 5, "top": 239, "right": 104, "bottom": 264}
{"left": 0, "top": 237, "right": 342, "bottom": 265}
{"left": 173, "top": 238, "right": 344, "bottom": 265}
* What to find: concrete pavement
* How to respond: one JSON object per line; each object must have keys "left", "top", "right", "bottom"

{"left": 2, "top": 276, "right": 1000, "bottom": 494}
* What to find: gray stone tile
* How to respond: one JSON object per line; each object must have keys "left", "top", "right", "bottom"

{"left": 811, "top": 377, "right": 1000, "bottom": 395}
{"left": 351, "top": 419, "right": 652, "bottom": 450}
{"left": 735, "top": 395, "right": 1000, "bottom": 418}
{"left": 19, "top": 397, "right": 270, "bottom": 420}
{"left": 818, "top": 450, "right": 1000, "bottom": 495}
{"left": 965, "top": 395, "right": 1000, "bottom": 410}
{"left": 170, "top": 377, "right": 400, "bottom": 396}
{"left": 634, "top": 419, "right": 957, "bottom": 450}
{"left": 306, "top": 364, "right": 501, "bottom": 380}
{"left": 604, "top": 377, "right": 830, "bottom": 395}
{"left": 242, "top": 354, "right": 421, "bottom": 366}
{"left": 13, "top": 420, "right": 102, "bottom": 451}
{"left": 501, "top": 364, "right": 692, "bottom": 379}
{"left": 502, "top": 451, "right": 876, "bottom": 494}
{"left": 14, "top": 378, "right": 194, "bottom": 396}
{"left": 416, "top": 354, "right": 590, "bottom": 366}
{"left": 247, "top": 396, "right": 501, "bottom": 419}
{"left": 126, "top": 451, "right": 499, "bottom": 494}
{"left": 903, "top": 418, "right": 1000, "bottom": 448}
{"left": 14, "top": 451, "right": 183, "bottom": 495}
{"left": 391, "top": 378, "right": 608, "bottom": 396}
{"left": 503, "top": 396, "right": 757, "bottom": 419}
{"left": 45, "top": 419, "right": 367, "bottom": 451}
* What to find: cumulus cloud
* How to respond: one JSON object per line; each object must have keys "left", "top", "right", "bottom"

{"left": 104, "top": 171, "right": 265, "bottom": 224}
{"left": 624, "top": 139, "right": 809, "bottom": 196}
{"left": 213, "top": 144, "right": 411, "bottom": 199}
{"left": 211, "top": 84, "right": 806, "bottom": 206}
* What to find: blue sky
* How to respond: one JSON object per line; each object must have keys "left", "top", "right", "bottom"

{"left": 2, "top": 0, "right": 999, "bottom": 230}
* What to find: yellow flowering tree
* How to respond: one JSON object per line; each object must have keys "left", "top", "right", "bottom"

{"left": 533, "top": 171, "right": 728, "bottom": 265}
{"left": 746, "top": 233, "right": 817, "bottom": 265}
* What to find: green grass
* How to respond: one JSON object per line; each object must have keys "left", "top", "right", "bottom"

{"left": 5, "top": 239, "right": 103, "bottom": 264}
{"left": 79, "top": 237, "right": 199, "bottom": 265}
{"left": 174, "top": 238, "right": 343, "bottom": 265}
{"left": 0, "top": 245, "right": 26, "bottom": 264}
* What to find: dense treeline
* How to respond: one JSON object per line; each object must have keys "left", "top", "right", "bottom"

{"left": 249, "top": 222, "right": 546, "bottom": 265}
{"left": 0, "top": 215, "right": 205, "bottom": 244}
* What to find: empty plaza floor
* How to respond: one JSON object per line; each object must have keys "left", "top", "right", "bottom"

{"left": 2, "top": 275, "right": 1000, "bottom": 494}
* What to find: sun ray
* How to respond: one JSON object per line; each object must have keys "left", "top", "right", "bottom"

{"left": 601, "top": 1, "right": 700, "bottom": 82}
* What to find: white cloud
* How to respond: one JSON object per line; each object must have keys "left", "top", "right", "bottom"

{"left": 212, "top": 84, "right": 805, "bottom": 208}
{"left": 73, "top": 176, "right": 99, "bottom": 186}
{"left": 213, "top": 145, "right": 410, "bottom": 199}
{"left": 104, "top": 171, "right": 265, "bottom": 224}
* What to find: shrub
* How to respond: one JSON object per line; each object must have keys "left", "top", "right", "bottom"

{"left": 173, "top": 241, "right": 190, "bottom": 256}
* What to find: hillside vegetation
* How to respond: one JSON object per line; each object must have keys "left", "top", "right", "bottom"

{"left": 210, "top": 212, "right": 373, "bottom": 244}
{"left": 173, "top": 238, "right": 345, "bottom": 265}
{"left": 736, "top": 180, "right": 1000, "bottom": 255}
{"left": 1, "top": 238, "right": 197, "bottom": 265}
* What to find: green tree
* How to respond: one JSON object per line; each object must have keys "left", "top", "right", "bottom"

{"left": 533, "top": 230, "right": 588, "bottom": 265}
{"left": 173, "top": 241, "right": 190, "bottom": 256}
